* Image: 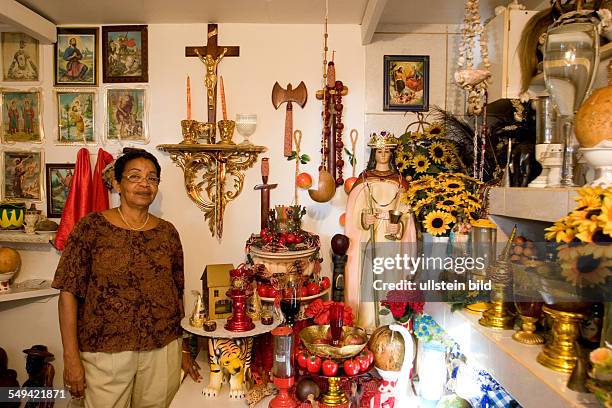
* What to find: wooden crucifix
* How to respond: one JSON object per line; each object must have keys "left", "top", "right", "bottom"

{"left": 185, "top": 24, "right": 240, "bottom": 124}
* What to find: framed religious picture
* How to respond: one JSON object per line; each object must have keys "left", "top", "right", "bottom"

{"left": 102, "top": 25, "right": 148, "bottom": 83}
{"left": 54, "top": 27, "right": 98, "bottom": 86}
{"left": 45, "top": 163, "right": 75, "bottom": 218}
{"left": 55, "top": 90, "right": 97, "bottom": 144}
{"left": 1, "top": 32, "right": 40, "bottom": 82}
{"left": 383, "top": 55, "right": 429, "bottom": 112}
{"left": 0, "top": 89, "right": 43, "bottom": 143}
{"left": 1, "top": 149, "right": 44, "bottom": 201}
{"left": 104, "top": 86, "right": 148, "bottom": 143}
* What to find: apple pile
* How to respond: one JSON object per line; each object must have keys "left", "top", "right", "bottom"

{"left": 296, "top": 346, "right": 374, "bottom": 376}
{"left": 509, "top": 235, "right": 539, "bottom": 264}
{"left": 256, "top": 276, "right": 330, "bottom": 299}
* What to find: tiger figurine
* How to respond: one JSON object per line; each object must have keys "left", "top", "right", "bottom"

{"left": 203, "top": 337, "right": 253, "bottom": 399}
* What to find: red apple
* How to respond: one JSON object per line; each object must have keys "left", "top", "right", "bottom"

{"left": 344, "top": 177, "right": 358, "bottom": 194}
{"left": 296, "top": 172, "right": 313, "bottom": 189}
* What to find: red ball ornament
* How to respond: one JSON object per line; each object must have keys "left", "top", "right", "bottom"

{"left": 296, "top": 172, "right": 313, "bottom": 189}
{"left": 336, "top": 159, "right": 345, "bottom": 167}
{"left": 335, "top": 141, "right": 344, "bottom": 149}
{"left": 344, "top": 177, "right": 358, "bottom": 194}
{"left": 336, "top": 177, "right": 344, "bottom": 185}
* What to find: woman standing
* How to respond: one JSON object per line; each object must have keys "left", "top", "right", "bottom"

{"left": 53, "top": 149, "right": 201, "bottom": 407}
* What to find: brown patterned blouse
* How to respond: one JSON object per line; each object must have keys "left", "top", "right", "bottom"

{"left": 52, "top": 212, "right": 184, "bottom": 353}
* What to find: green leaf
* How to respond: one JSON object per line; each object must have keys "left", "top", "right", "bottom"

{"left": 300, "top": 159, "right": 308, "bottom": 165}
{"left": 379, "top": 308, "right": 390, "bottom": 316}
{"left": 287, "top": 152, "right": 297, "bottom": 161}
{"left": 344, "top": 147, "right": 352, "bottom": 156}
{"left": 301, "top": 154, "right": 311, "bottom": 162}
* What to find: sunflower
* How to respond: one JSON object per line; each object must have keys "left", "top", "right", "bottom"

{"left": 444, "top": 179, "right": 465, "bottom": 192}
{"left": 558, "top": 244, "right": 612, "bottom": 287}
{"left": 545, "top": 217, "right": 577, "bottom": 243}
{"left": 395, "top": 154, "right": 411, "bottom": 173}
{"left": 412, "top": 154, "right": 431, "bottom": 173}
{"left": 440, "top": 195, "right": 460, "bottom": 208}
{"left": 423, "top": 210, "right": 452, "bottom": 236}
{"left": 596, "top": 196, "right": 612, "bottom": 236}
{"left": 428, "top": 142, "right": 447, "bottom": 164}
{"left": 424, "top": 122, "right": 445, "bottom": 139}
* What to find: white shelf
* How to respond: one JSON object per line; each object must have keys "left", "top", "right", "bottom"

{"left": 0, "top": 230, "right": 56, "bottom": 244}
{"left": 489, "top": 187, "right": 579, "bottom": 222}
{"left": 426, "top": 302, "right": 600, "bottom": 408}
{"left": 0, "top": 286, "right": 58, "bottom": 303}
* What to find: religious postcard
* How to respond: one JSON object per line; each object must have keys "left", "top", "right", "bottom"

{"left": 383, "top": 55, "right": 429, "bottom": 112}
{"left": 46, "top": 163, "right": 75, "bottom": 218}
{"left": 55, "top": 27, "right": 98, "bottom": 86}
{"left": 1, "top": 149, "right": 44, "bottom": 201}
{"left": 1, "top": 32, "right": 40, "bottom": 82}
{"left": 105, "top": 87, "right": 148, "bottom": 142}
{"left": 55, "top": 90, "right": 97, "bottom": 144}
{"left": 0, "top": 89, "right": 44, "bottom": 143}
{"left": 102, "top": 25, "right": 148, "bottom": 83}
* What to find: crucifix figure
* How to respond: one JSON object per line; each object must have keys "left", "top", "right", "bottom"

{"left": 185, "top": 24, "right": 240, "bottom": 123}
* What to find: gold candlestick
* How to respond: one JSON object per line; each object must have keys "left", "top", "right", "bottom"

{"left": 217, "top": 120, "right": 236, "bottom": 145}
{"left": 321, "top": 376, "right": 348, "bottom": 406}
{"left": 537, "top": 305, "right": 585, "bottom": 373}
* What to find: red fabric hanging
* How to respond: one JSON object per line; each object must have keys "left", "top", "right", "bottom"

{"left": 54, "top": 148, "right": 92, "bottom": 251}
{"left": 91, "top": 148, "right": 114, "bottom": 212}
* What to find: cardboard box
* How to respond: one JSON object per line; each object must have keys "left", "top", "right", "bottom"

{"left": 201, "top": 264, "right": 233, "bottom": 320}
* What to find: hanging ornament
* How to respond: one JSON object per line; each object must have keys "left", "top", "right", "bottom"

{"left": 343, "top": 129, "right": 359, "bottom": 194}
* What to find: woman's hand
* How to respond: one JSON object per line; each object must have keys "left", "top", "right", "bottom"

{"left": 182, "top": 351, "right": 202, "bottom": 382}
{"left": 63, "top": 354, "right": 86, "bottom": 399}
{"left": 386, "top": 223, "right": 399, "bottom": 235}
{"left": 364, "top": 213, "right": 376, "bottom": 226}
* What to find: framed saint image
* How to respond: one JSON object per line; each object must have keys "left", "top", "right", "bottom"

{"left": 383, "top": 55, "right": 429, "bottom": 112}
{"left": 55, "top": 90, "right": 96, "bottom": 144}
{"left": 1, "top": 89, "right": 43, "bottom": 143}
{"left": 102, "top": 25, "right": 148, "bottom": 83}
{"left": 1, "top": 150, "right": 43, "bottom": 201}
{"left": 2, "top": 32, "right": 40, "bottom": 82}
{"left": 54, "top": 27, "right": 98, "bottom": 86}
{"left": 45, "top": 163, "right": 75, "bottom": 218}
{"left": 105, "top": 87, "right": 148, "bottom": 142}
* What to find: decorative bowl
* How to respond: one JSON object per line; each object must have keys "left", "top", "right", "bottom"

{"left": 249, "top": 246, "right": 319, "bottom": 276}
{"left": 299, "top": 325, "right": 367, "bottom": 360}
{"left": 0, "top": 202, "right": 25, "bottom": 230}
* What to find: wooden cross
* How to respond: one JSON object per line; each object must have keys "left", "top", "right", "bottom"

{"left": 186, "top": 24, "right": 240, "bottom": 124}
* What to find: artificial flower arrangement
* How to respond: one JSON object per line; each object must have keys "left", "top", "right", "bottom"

{"left": 544, "top": 186, "right": 612, "bottom": 288}
{"left": 403, "top": 172, "right": 483, "bottom": 237}
{"left": 304, "top": 299, "right": 354, "bottom": 326}
{"left": 586, "top": 345, "right": 612, "bottom": 407}
{"left": 379, "top": 289, "right": 425, "bottom": 325}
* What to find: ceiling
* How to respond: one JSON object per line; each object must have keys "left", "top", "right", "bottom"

{"left": 15, "top": 0, "right": 545, "bottom": 25}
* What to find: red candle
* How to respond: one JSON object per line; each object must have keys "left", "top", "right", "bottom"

{"left": 220, "top": 75, "right": 227, "bottom": 121}
{"left": 186, "top": 75, "right": 191, "bottom": 120}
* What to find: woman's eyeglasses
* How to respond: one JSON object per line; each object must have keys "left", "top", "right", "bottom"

{"left": 124, "top": 174, "right": 160, "bottom": 185}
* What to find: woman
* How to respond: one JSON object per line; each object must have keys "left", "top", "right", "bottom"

{"left": 344, "top": 132, "right": 417, "bottom": 332}
{"left": 52, "top": 149, "right": 201, "bottom": 407}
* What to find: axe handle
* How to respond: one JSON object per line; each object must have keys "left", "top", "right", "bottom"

{"left": 284, "top": 102, "right": 293, "bottom": 157}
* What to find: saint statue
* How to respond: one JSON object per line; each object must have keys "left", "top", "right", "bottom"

{"left": 196, "top": 48, "right": 228, "bottom": 111}
{"left": 344, "top": 131, "right": 417, "bottom": 332}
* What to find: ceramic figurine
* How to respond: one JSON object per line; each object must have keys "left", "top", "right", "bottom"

{"left": 202, "top": 337, "right": 253, "bottom": 399}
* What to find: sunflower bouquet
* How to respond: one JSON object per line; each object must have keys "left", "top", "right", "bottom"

{"left": 395, "top": 121, "right": 468, "bottom": 180}
{"left": 544, "top": 186, "right": 612, "bottom": 288}
{"left": 404, "top": 172, "right": 483, "bottom": 237}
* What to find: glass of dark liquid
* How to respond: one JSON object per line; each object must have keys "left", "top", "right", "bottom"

{"left": 329, "top": 302, "right": 344, "bottom": 346}
{"left": 280, "top": 283, "right": 300, "bottom": 327}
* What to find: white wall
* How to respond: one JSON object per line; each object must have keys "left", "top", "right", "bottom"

{"left": 0, "top": 23, "right": 365, "bottom": 398}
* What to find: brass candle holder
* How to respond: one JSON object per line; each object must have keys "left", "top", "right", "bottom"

{"left": 537, "top": 305, "right": 585, "bottom": 373}
{"left": 321, "top": 376, "right": 348, "bottom": 406}
{"left": 180, "top": 119, "right": 200, "bottom": 144}
{"left": 217, "top": 119, "right": 236, "bottom": 145}
{"left": 512, "top": 315, "right": 544, "bottom": 345}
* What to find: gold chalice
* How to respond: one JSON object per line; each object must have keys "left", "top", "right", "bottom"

{"left": 217, "top": 120, "right": 236, "bottom": 145}
{"left": 384, "top": 210, "right": 404, "bottom": 241}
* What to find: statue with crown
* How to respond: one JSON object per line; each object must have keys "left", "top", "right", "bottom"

{"left": 344, "top": 131, "right": 417, "bottom": 333}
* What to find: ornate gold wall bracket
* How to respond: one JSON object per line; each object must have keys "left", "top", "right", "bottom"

{"left": 157, "top": 143, "right": 267, "bottom": 239}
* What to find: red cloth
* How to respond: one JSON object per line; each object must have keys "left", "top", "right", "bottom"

{"left": 91, "top": 148, "right": 114, "bottom": 212}
{"left": 54, "top": 148, "right": 92, "bottom": 251}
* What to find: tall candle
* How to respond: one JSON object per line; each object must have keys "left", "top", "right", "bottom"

{"left": 220, "top": 75, "right": 228, "bottom": 121}
{"left": 186, "top": 75, "right": 192, "bottom": 120}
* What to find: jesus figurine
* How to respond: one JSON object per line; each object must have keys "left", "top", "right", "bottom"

{"left": 196, "top": 48, "right": 228, "bottom": 111}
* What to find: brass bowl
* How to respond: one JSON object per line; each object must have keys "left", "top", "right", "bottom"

{"left": 299, "top": 325, "right": 367, "bottom": 360}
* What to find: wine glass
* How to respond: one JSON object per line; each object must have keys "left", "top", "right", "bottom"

{"left": 235, "top": 113, "right": 257, "bottom": 145}
{"left": 543, "top": 14, "right": 599, "bottom": 187}
{"left": 329, "top": 302, "right": 344, "bottom": 346}
{"left": 280, "top": 281, "right": 300, "bottom": 327}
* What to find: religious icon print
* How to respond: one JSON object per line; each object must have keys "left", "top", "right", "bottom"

{"left": 105, "top": 87, "right": 148, "bottom": 142}
{"left": 56, "top": 91, "right": 96, "bottom": 144}
{"left": 1, "top": 90, "right": 43, "bottom": 143}
{"left": 2, "top": 150, "right": 43, "bottom": 201}
{"left": 383, "top": 55, "right": 429, "bottom": 112}
{"left": 46, "top": 163, "right": 75, "bottom": 218}
{"left": 2, "top": 32, "right": 39, "bottom": 82}
{"left": 54, "top": 28, "right": 98, "bottom": 86}
{"left": 102, "top": 25, "right": 148, "bottom": 83}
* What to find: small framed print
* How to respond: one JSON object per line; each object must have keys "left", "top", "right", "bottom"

{"left": 1, "top": 89, "right": 43, "bottom": 143}
{"left": 46, "top": 163, "right": 75, "bottom": 218}
{"left": 1, "top": 149, "right": 44, "bottom": 201}
{"left": 2, "top": 32, "right": 40, "bottom": 82}
{"left": 383, "top": 55, "right": 430, "bottom": 112}
{"left": 102, "top": 25, "right": 148, "bottom": 83}
{"left": 105, "top": 87, "right": 148, "bottom": 143}
{"left": 55, "top": 90, "right": 97, "bottom": 144}
{"left": 55, "top": 27, "right": 99, "bottom": 86}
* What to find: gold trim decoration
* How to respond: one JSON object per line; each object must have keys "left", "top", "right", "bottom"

{"left": 321, "top": 377, "right": 348, "bottom": 406}
{"left": 157, "top": 143, "right": 267, "bottom": 239}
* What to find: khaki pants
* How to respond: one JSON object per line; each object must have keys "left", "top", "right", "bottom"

{"left": 74, "top": 339, "right": 181, "bottom": 408}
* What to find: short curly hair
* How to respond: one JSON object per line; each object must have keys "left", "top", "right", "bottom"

{"left": 113, "top": 148, "right": 161, "bottom": 183}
